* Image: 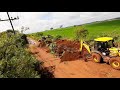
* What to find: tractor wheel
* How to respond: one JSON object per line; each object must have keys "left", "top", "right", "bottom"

{"left": 92, "top": 53, "right": 102, "bottom": 63}
{"left": 109, "top": 57, "right": 120, "bottom": 70}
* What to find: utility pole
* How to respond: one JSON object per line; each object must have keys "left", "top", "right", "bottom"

{"left": 0, "top": 12, "right": 19, "bottom": 35}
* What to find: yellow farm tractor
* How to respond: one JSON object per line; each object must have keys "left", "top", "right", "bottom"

{"left": 80, "top": 37, "right": 120, "bottom": 70}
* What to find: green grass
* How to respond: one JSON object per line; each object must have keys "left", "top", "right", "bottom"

{"left": 28, "top": 19, "right": 120, "bottom": 41}
{"left": 84, "top": 19, "right": 120, "bottom": 39}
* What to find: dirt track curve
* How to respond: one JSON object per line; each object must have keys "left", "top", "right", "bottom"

{"left": 27, "top": 37, "right": 120, "bottom": 78}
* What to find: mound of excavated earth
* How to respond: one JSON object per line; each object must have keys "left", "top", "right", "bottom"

{"left": 27, "top": 38, "right": 120, "bottom": 78}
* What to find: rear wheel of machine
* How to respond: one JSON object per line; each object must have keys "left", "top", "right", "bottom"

{"left": 92, "top": 53, "right": 102, "bottom": 63}
{"left": 109, "top": 58, "right": 120, "bottom": 70}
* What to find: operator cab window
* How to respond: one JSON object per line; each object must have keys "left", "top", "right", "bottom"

{"left": 95, "top": 41, "right": 106, "bottom": 52}
{"left": 107, "top": 40, "right": 115, "bottom": 48}
{"left": 94, "top": 41, "right": 101, "bottom": 50}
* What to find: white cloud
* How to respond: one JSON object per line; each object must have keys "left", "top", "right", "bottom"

{"left": 0, "top": 12, "right": 120, "bottom": 34}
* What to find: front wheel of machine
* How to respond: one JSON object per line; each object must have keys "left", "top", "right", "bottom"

{"left": 92, "top": 53, "right": 102, "bottom": 63}
{"left": 109, "top": 57, "right": 120, "bottom": 70}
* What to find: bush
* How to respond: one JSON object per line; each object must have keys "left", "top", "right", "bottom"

{"left": 37, "top": 32, "right": 43, "bottom": 37}
{"left": 0, "top": 50, "right": 40, "bottom": 78}
{"left": 0, "top": 31, "right": 41, "bottom": 78}
{"left": 50, "top": 28, "right": 53, "bottom": 30}
{"left": 75, "top": 27, "right": 89, "bottom": 41}
{"left": 47, "top": 35, "right": 53, "bottom": 39}
{"left": 54, "top": 35, "right": 62, "bottom": 41}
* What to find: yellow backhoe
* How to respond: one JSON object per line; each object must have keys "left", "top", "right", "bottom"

{"left": 80, "top": 37, "right": 120, "bottom": 70}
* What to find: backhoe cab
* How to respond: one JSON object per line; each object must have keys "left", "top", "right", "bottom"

{"left": 92, "top": 37, "right": 120, "bottom": 70}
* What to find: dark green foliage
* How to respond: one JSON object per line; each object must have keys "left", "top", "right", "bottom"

{"left": 54, "top": 35, "right": 62, "bottom": 41}
{"left": 75, "top": 27, "right": 89, "bottom": 40}
{"left": 74, "top": 25, "right": 77, "bottom": 27}
{"left": 0, "top": 31, "right": 40, "bottom": 78}
{"left": 36, "top": 32, "right": 43, "bottom": 38}
{"left": 14, "top": 34, "right": 28, "bottom": 48}
{"left": 50, "top": 28, "right": 53, "bottom": 30}
{"left": 38, "top": 32, "right": 43, "bottom": 36}
{"left": 47, "top": 35, "right": 53, "bottom": 39}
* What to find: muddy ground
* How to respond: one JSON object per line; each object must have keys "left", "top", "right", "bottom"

{"left": 27, "top": 37, "right": 120, "bottom": 78}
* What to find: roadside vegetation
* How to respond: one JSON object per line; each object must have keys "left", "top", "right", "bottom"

{"left": 0, "top": 30, "right": 41, "bottom": 78}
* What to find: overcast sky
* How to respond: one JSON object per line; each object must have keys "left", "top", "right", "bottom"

{"left": 0, "top": 12, "right": 120, "bottom": 34}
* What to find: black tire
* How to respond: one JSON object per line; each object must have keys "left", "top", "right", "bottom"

{"left": 109, "top": 57, "right": 120, "bottom": 70}
{"left": 92, "top": 53, "right": 102, "bottom": 63}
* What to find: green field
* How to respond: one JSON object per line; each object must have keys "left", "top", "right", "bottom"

{"left": 28, "top": 19, "right": 120, "bottom": 41}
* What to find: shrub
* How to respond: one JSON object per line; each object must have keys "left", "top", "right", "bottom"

{"left": 54, "top": 35, "right": 62, "bottom": 41}
{"left": 0, "top": 31, "right": 41, "bottom": 78}
{"left": 36, "top": 32, "right": 43, "bottom": 37}
{"left": 75, "top": 27, "right": 89, "bottom": 41}
{"left": 50, "top": 28, "right": 53, "bottom": 30}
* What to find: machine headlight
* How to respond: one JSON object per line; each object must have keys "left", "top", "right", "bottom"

{"left": 102, "top": 52, "right": 106, "bottom": 55}
{"left": 118, "top": 50, "right": 120, "bottom": 52}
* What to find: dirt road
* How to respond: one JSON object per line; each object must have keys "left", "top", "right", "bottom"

{"left": 27, "top": 37, "right": 120, "bottom": 78}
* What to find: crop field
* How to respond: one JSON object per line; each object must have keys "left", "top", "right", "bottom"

{"left": 28, "top": 19, "right": 120, "bottom": 41}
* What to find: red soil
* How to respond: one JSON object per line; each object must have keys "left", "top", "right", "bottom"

{"left": 27, "top": 37, "right": 120, "bottom": 78}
